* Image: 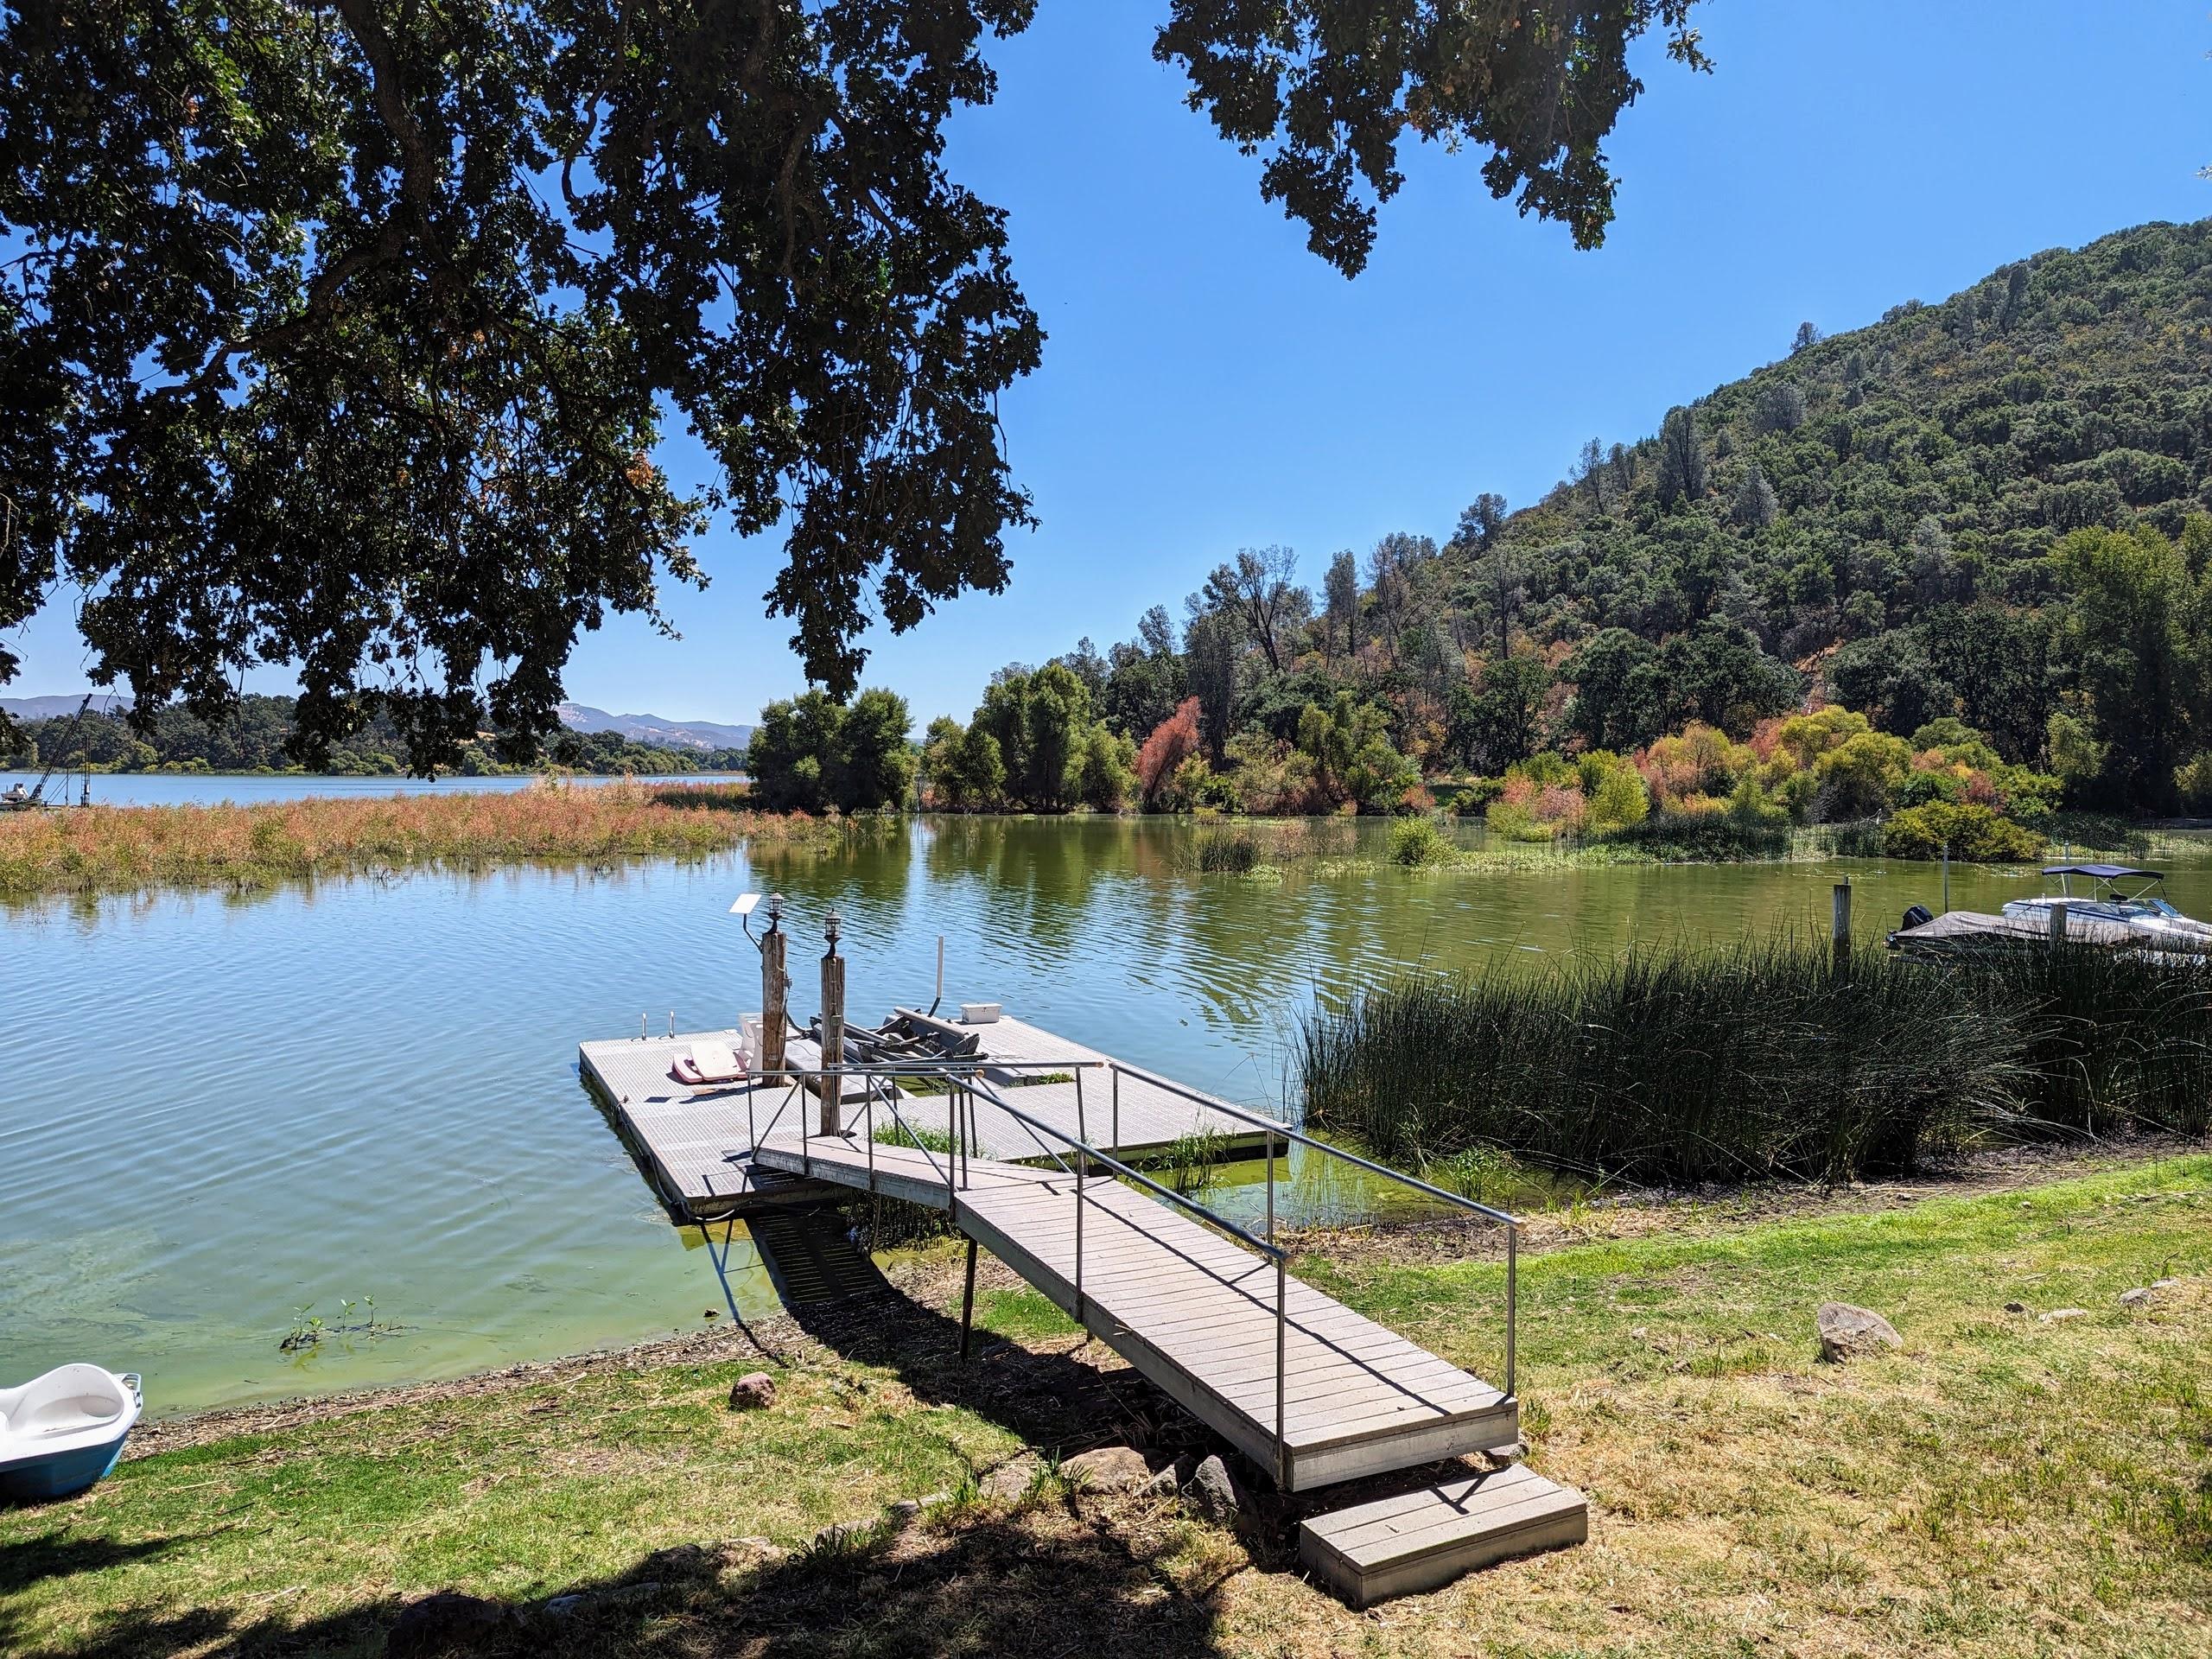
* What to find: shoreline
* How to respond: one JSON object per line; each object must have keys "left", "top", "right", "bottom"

{"left": 127, "top": 1132, "right": 2195, "bottom": 1455}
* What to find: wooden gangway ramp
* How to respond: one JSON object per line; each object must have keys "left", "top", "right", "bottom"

{"left": 750, "top": 1129, "right": 1519, "bottom": 1493}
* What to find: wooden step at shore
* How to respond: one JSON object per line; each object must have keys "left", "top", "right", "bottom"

{"left": 1298, "top": 1464, "right": 1587, "bottom": 1607}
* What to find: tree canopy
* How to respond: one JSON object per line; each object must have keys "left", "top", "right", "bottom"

{"left": 0, "top": 1, "right": 1705, "bottom": 771}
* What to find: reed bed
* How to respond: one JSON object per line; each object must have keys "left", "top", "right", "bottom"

{"left": 0, "top": 780, "right": 818, "bottom": 899}
{"left": 1180, "top": 818, "right": 1357, "bottom": 875}
{"left": 1300, "top": 938, "right": 2212, "bottom": 1186}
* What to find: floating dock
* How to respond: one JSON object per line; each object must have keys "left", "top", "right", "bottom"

{"left": 575, "top": 1002, "right": 1585, "bottom": 1594}
{"left": 578, "top": 1012, "right": 1266, "bottom": 1218}
{"left": 1889, "top": 908, "right": 2212, "bottom": 958}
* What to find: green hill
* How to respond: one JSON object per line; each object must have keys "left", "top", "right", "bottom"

{"left": 1456, "top": 217, "right": 2212, "bottom": 791}
{"left": 905, "top": 220, "right": 2212, "bottom": 822}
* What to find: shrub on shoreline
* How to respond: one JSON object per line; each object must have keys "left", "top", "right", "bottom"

{"left": 1885, "top": 799, "right": 2046, "bottom": 861}
{"left": 1387, "top": 817, "right": 1456, "bottom": 867}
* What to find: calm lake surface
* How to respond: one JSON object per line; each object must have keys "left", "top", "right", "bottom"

{"left": 7, "top": 814, "right": 2206, "bottom": 1414}
{"left": 0, "top": 771, "right": 741, "bottom": 807}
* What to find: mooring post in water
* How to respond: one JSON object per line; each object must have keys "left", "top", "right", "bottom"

{"left": 1832, "top": 880, "right": 1853, "bottom": 977}
{"left": 760, "top": 893, "right": 789, "bottom": 1077}
{"left": 819, "top": 912, "right": 845, "bottom": 1136}
{"left": 958, "top": 1236, "right": 979, "bottom": 1359}
{"left": 1941, "top": 843, "right": 1951, "bottom": 913}
{"left": 2049, "top": 899, "right": 2069, "bottom": 944}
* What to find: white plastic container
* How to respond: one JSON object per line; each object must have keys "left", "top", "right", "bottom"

{"left": 959, "top": 1001, "right": 1002, "bottom": 1025}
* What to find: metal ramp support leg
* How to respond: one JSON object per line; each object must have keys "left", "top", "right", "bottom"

{"left": 958, "top": 1236, "right": 980, "bottom": 1359}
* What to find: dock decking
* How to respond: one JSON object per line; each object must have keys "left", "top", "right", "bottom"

{"left": 750, "top": 1129, "right": 1518, "bottom": 1492}
{"left": 1890, "top": 907, "right": 2212, "bottom": 957}
{"left": 577, "top": 1014, "right": 1263, "bottom": 1217}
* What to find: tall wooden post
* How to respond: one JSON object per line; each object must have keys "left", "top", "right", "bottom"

{"left": 2048, "top": 899, "right": 2069, "bottom": 945}
{"left": 1832, "top": 880, "right": 1853, "bottom": 979}
{"left": 760, "top": 896, "right": 788, "bottom": 1077}
{"left": 819, "top": 912, "right": 845, "bottom": 1136}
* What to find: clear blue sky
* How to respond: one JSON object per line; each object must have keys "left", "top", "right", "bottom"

{"left": 10, "top": 2, "right": 2209, "bottom": 727}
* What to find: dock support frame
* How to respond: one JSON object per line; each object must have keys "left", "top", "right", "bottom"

{"left": 958, "top": 1236, "right": 980, "bottom": 1359}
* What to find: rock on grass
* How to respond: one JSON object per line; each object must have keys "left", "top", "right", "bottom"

{"left": 1816, "top": 1301, "right": 1902, "bottom": 1362}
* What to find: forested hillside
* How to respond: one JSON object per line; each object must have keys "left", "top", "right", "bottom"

{"left": 2, "top": 696, "right": 748, "bottom": 778}
{"left": 920, "top": 218, "right": 2212, "bottom": 819}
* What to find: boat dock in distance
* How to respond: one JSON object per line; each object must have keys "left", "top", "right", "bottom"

{"left": 577, "top": 996, "right": 1587, "bottom": 1604}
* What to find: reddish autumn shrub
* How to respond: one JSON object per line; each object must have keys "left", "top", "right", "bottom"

{"left": 1136, "top": 697, "right": 1203, "bottom": 807}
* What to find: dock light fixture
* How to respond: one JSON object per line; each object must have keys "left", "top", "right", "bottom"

{"left": 823, "top": 911, "right": 842, "bottom": 956}
{"left": 732, "top": 891, "right": 786, "bottom": 951}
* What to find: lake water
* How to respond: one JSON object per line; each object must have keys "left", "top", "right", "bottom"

{"left": 6, "top": 815, "right": 2205, "bottom": 1415}
{"left": 0, "top": 771, "right": 741, "bottom": 808}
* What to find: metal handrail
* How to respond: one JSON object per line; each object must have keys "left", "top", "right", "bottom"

{"left": 957, "top": 1074, "right": 1297, "bottom": 1490}
{"left": 736, "top": 1050, "right": 1516, "bottom": 1484}
{"left": 1103, "top": 1058, "right": 1522, "bottom": 1401}
{"left": 962, "top": 1077, "right": 1287, "bottom": 1262}
{"left": 1105, "top": 1058, "right": 1519, "bottom": 1225}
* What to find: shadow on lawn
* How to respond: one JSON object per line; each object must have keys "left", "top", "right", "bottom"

{"left": 0, "top": 1529, "right": 188, "bottom": 1594}
{"left": 12, "top": 1508, "right": 1243, "bottom": 1659}
{"left": 780, "top": 1255, "right": 1209, "bottom": 1463}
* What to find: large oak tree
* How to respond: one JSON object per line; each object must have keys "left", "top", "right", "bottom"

{"left": 0, "top": 1, "right": 1705, "bottom": 768}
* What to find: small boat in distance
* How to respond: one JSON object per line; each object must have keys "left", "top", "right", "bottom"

{"left": 0, "top": 1365, "right": 142, "bottom": 1502}
{"left": 2000, "top": 864, "right": 2212, "bottom": 946}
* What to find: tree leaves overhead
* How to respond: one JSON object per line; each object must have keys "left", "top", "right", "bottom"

{"left": 1154, "top": 1, "right": 1709, "bottom": 273}
{"left": 1, "top": 1, "right": 1700, "bottom": 770}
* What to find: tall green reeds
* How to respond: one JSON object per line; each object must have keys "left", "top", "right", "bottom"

{"left": 1189, "top": 828, "right": 1261, "bottom": 874}
{"left": 1967, "top": 944, "right": 2212, "bottom": 1139}
{"left": 1300, "top": 938, "right": 2212, "bottom": 1186}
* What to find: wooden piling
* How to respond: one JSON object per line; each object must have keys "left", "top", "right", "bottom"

{"left": 761, "top": 925, "right": 788, "bottom": 1076}
{"left": 2048, "top": 899, "right": 2069, "bottom": 944}
{"left": 1832, "top": 880, "right": 1853, "bottom": 976}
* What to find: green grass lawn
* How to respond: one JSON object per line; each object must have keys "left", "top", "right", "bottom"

{"left": 4, "top": 1157, "right": 2209, "bottom": 1657}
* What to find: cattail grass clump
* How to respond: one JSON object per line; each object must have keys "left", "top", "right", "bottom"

{"left": 1302, "top": 939, "right": 2212, "bottom": 1185}
{"left": 1191, "top": 827, "right": 1262, "bottom": 874}
{"left": 1302, "top": 939, "right": 2015, "bottom": 1185}
{"left": 1971, "top": 944, "right": 2212, "bottom": 1139}
{"left": 0, "top": 779, "right": 825, "bottom": 900}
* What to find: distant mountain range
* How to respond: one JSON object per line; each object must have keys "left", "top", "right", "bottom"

{"left": 3, "top": 693, "right": 752, "bottom": 754}
{"left": 554, "top": 702, "right": 753, "bottom": 753}
{"left": 0, "top": 693, "right": 133, "bottom": 721}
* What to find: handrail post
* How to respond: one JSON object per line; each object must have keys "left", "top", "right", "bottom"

{"left": 818, "top": 915, "right": 845, "bottom": 1136}
{"left": 1265, "top": 1126, "right": 1275, "bottom": 1245}
{"left": 866, "top": 1076, "right": 877, "bottom": 1193}
{"left": 1075, "top": 1074, "right": 1087, "bottom": 1325}
{"left": 1275, "top": 1255, "right": 1288, "bottom": 1491}
{"left": 1504, "top": 1220, "right": 1518, "bottom": 1400}
{"left": 1110, "top": 1063, "right": 1120, "bottom": 1154}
